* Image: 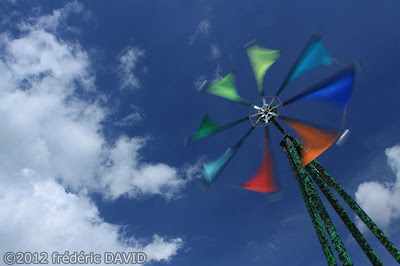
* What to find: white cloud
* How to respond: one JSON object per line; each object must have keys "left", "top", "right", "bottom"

{"left": 0, "top": 2, "right": 201, "bottom": 262}
{"left": 117, "top": 46, "right": 145, "bottom": 89}
{"left": 211, "top": 64, "right": 223, "bottom": 83}
{"left": 210, "top": 44, "right": 220, "bottom": 58}
{"left": 99, "top": 136, "right": 185, "bottom": 200}
{"left": 355, "top": 145, "right": 400, "bottom": 233}
{"left": 0, "top": 169, "right": 183, "bottom": 263}
{"left": 142, "top": 235, "right": 183, "bottom": 261}
{"left": 99, "top": 140, "right": 204, "bottom": 200}
{"left": 198, "top": 19, "right": 210, "bottom": 34}
{"left": 189, "top": 19, "right": 210, "bottom": 44}
{"left": 18, "top": 1, "right": 85, "bottom": 35}
{"left": 114, "top": 105, "right": 144, "bottom": 126}
{"left": 0, "top": 0, "right": 196, "bottom": 201}
{"left": 192, "top": 65, "right": 223, "bottom": 90}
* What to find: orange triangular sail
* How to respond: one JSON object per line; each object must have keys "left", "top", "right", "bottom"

{"left": 241, "top": 128, "right": 278, "bottom": 193}
{"left": 282, "top": 118, "right": 339, "bottom": 166}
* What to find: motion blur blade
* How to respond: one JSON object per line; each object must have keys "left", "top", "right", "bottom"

{"left": 280, "top": 117, "right": 339, "bottom": 167}
{"left": 276, "top": 34, "right": 334, "bottom": 97}
{"left": 188, "top": 113, "right": 249, "bottom": 144}
{"left": 282, "top": 66, "right": 355, "bottom": 110}
{"left": 202, "top": 71, "right": 253, "bottom": 107}
{"left": 240, "top": 127, "right": 278, "bottom": 193}
{"left": 203, "top": 126, "right": 256, "bottom": 184}
{"left": 246, "top": 44, "right": 280, "bottom": 96}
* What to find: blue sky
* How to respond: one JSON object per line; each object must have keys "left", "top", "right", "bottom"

{"left": 1, "top": 0, "right": 400, "bottom": 265}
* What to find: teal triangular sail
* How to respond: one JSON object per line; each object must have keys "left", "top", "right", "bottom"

{"left": 204, "top": 148, "right": 236, "bottom": 183}
{"left": 189, "top": 114, "right": 249, "bottom": 144}
{"left": 283, "top": 67, "right": 355, "bottom": 110}
{"left": 276, "top": 35, "right": 334, "bottom": 97}
{"left": 203, "top": 72, "right": 253, "bottom": 107}
{"left": 203, "top": 126, "right": 255, "bottom": 184}
{"left": 246, "top": 45, "right": 280, "bottom": 96}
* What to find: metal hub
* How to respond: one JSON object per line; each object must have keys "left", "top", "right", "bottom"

{"left": 249, "top": 96, "right": 282, "bottom": 127}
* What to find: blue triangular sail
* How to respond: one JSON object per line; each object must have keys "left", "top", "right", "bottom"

{"left": 287, "top": 38, "right": 334, "bottom": 84}
{"left": 277, "top": 35, "right": 334, "bottom": 96}
{"left": 283, "top": 68, "right": 355, "bottom": 110}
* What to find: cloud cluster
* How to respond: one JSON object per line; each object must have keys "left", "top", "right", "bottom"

{"left": 355, "top": 145, "right": 400, "bottom": 233}
{"left": 117, "top": 47, "right": 145, "bottom": 90}
{"left": 210, "top": 45, "right": 220, "bottom": 58}
{"left": 0, "top": 2, "right": 200, "bottom": 262}
{"left": 0, "top": 168, "right": 183, "bottom": 259}
{"left": 99, "top": 136, "right": 185, "bottom": 200}
{"left": 189, "top": 19, "right": 224, "bottom": 89}
{"left": 189, "top": 19, "right": 210, "bottom": 45}
{"left": 20, "top": 1, "right": 85, "bottom": 33}
{"left": 114, "top": 105, "right": 145, "bottom": 126}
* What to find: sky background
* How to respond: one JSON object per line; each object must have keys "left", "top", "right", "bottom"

{"left": 1, "top": 0, "right": 400, "bottom": 265}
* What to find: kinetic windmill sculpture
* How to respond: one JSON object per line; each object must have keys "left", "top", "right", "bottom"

{"left": 187, "top": 34, "right": 400, "bottom": 265}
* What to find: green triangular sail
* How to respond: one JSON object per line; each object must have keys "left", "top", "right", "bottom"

{"left": 189, "top": 114, "right": 249, "bottom": 144}
{"left": 192, "top": 113, "right": 220, "bottom": 142}
{"left": 246, "top": 45, "right": 280, "bottom": 96}
{"left": 203, "top": 72, "right": 252, "bottom": 107}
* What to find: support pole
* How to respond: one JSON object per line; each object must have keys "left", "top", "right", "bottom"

{"left": 306, "top": 163, "right": 382, "bottom": 265}
{"left": 302, "top": 169, "right": 352, "bottom": 265}
{"left": 283, "top": 136, "right": 353, "bottom": 265}
{"left": 311, "top": 160, "right": 400, "bottom": 263}
{"left": 281, "top": 137, "right": 337, "bottom": 266}
{"left": 290, "top": 137, "right": 382, "bottom": 264}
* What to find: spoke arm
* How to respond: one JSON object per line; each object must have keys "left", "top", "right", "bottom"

{"left": 271, "top": 119, "right": 288, "bottom": 136}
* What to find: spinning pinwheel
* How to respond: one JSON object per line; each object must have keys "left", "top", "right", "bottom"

{"left": 187, "top": 34, "right": 400, "bottom": 265}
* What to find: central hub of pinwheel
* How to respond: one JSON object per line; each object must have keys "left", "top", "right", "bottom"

{"left": 249, "top": 96, "right": 282, "bottom": 127}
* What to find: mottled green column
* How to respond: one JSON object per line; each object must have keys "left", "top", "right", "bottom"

{"left": 305, "top": 163, "right": 382, "bottom": 265}
{"left": 283, "top": 137, "right": 352, "bottom": 265}
{"left": 289, "top": 137, "right": 382, "bottom": 264}
{"left": 281, "top": 137, "right": 337, "bottom": 266}
{"left": 311, "top": 159, "right": 400, "bottom": 263}
{"left": 302, "top": 169, "right": 352, "bottom": 266}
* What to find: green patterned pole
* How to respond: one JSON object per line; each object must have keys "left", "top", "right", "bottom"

{"left": 283, "top": 136, "right": 352, "bottom": 265}
{"left": 302, "top": 170, "right": 352, "bottom": 265}
{"left": 281, "top": 137, "right": 337, "bottom": 266}
{"left": 288, "top": 137, "right": 382, "bottom": 264}
{"left": 311, "top": 159, "right": 400, "bottom": 263}
{"left": 305, "top": 163, "right": 382, "bottom": 265}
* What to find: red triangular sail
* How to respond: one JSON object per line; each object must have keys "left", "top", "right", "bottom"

{"left": 240, "top": 128, "right": 278, "bottom": 193}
